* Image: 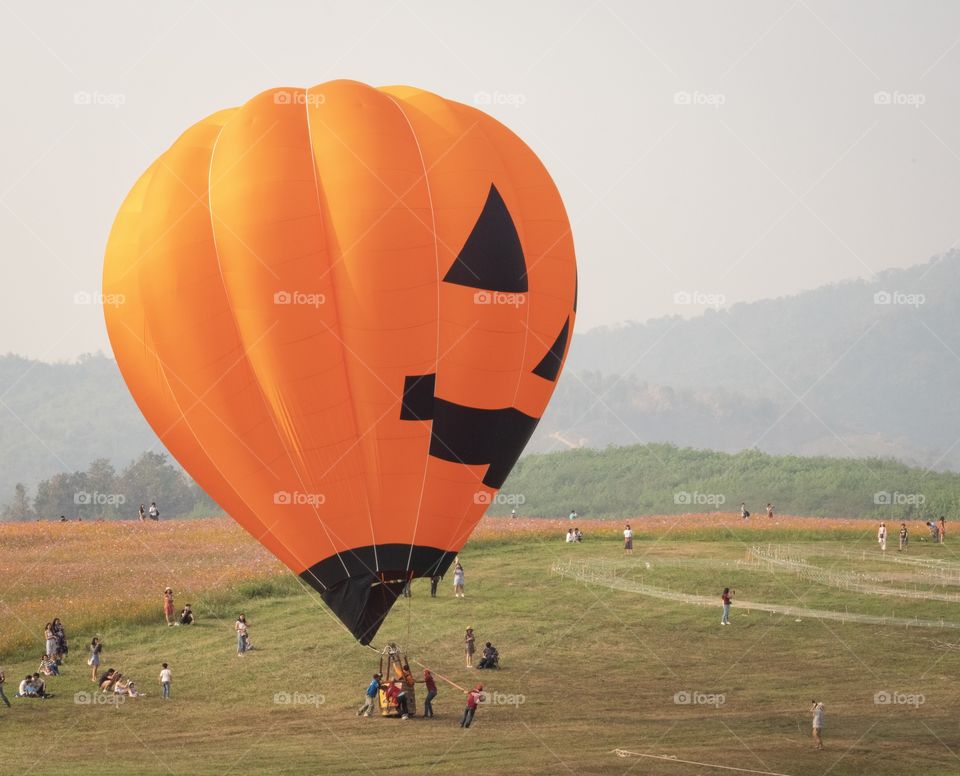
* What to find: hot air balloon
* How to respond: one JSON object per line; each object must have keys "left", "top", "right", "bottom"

{"left": 103, "top": 80, "right": 577, "bottom": 644}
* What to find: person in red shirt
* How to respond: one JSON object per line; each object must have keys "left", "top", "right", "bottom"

{"left": 423, "top": 669, "right": 438, "bottom": 718}
{"left": 385, "top": 681, "right": 410, "bottom": 719}
{"left": 721, "top": 587, "right": 733, "bottom": 625}
{"left": 459, "top": 684, "right": 483, "bottom": 728}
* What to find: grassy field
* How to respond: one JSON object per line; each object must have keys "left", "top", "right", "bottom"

{"left": 2, "top": 517, "right": 960, "bottom": 775}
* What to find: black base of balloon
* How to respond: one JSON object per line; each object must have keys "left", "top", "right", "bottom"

{"left": 299, "top": 544, "right": 455, "bottom": 644}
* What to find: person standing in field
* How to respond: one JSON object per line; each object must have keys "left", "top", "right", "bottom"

{"left": 430, "top": 573, "right": 441, "bottom": 598}
{"left": 623, "top": 523, "right": 633, "bottom": 555}
{"left": 811, "top": 700, "right": 824, "bottom": 750}
{"left": 720, "top": 587, "right": 733, "bottom": 625}
{"left": 148, "top": 501, "right": 160, "bottom": 520}
{"left": 138, "top": 503, "right": 146, "bottom": 521}
{"left": 88, "top": 637, "right": 102, "bottom": 682}
{"left": 43, "top": 623, "right": 57, "bottom": 660}
{"left": 464, "top": 627, "right": 476, "bottom": 668}
{"left": 878, "top": 522, "right": 887, "bottom": 552}
{"left": 940, "top": 516, "right": 946, "bottom": 543}
{"left": 740, "top": 503, "right": 750, "bottom": 520}
{"left": 0, "top": 669, "right": 10, "bottom": 708}
{"left": 159, "top": 662, "right": 172, "bottom": 700}
{"left": 459, "top": 684, "right": 483, "bottom": 728}
{"left": 766, "top": 503, "right": 774, "bottom": 519}
{"left": 453, "top": 562, "right": 465, "bottom": 598}
{"left": 52, "top": 618, "right": 67, "bottom": 660}
{"left": 422, "top": 669, "right": 438, "bottom": 718}
{"left": 163, "top": 587, "right": 175, "bottom": 626}
{"left": 898, "top": 523, "right": 908, "bottom": 552}
{"left": 235, "top": 614, "right": 249, "bottom": 657}
{"left": 357, "top": 673, "right": 381, "bottom": 717}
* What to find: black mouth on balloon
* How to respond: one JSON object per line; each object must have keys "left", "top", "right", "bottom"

{"left": 299, "top": 544, "right": 454, "bottom": 645}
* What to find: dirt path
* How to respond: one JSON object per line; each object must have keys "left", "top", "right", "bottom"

{"left": 553, "top": 561, "right": 960, "bottom": 630}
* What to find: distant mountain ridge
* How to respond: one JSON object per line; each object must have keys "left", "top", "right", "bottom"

{"left": 1, "top": 252, "right": 958, "bottom": 506}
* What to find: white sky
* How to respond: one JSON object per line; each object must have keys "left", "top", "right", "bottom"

{"left": 2, "top": 0, "right": 959, "bottom": 361}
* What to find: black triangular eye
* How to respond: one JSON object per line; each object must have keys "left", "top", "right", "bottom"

{"left": 532, "top": 317, "right": 569, "bottom": 381}
{"left": 443, "top": 184, "right": 528, "bottom": 292}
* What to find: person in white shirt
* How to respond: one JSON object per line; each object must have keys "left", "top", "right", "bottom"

{"left": 623, "top": 524, "right": 633, "bottom": 555}
{"left": 565, "top": 529, "right": 575, "bottom": 543}
{"left": 159, "top": 663, "right": 172, "bottom": 699}
{"left": 811, "top": 700, "right": 824, "bottom": 750}
{"left": 877, "top": 522, "right": 887, "bottom": 551}
{"left": 148, "top": 502, "right": 160, "bottom": 520}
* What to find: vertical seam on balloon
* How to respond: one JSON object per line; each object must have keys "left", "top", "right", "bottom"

{"left": 206, "top": 95, "right": 352, "bottom": 581}
{"left": 303, "top": 85, "right": 381, "bottom": 574}
{"left": 382, "top": 91, "right": 441, "bottom": 575}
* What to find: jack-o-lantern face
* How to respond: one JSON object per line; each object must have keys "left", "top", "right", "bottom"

{"left": 103, "top": 80, "right": 576, "bottom": 643}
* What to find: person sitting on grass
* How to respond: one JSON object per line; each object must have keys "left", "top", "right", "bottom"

{"left": 39, "top": 654, "right": 59, "bottom": 676}
{"left": 97, "top": 668, "right": 115, "bottom": 686}
{"left": 17, "top": 675, "right": 37, "bottom": 698}
{"left": 477, "top": 642, "right": 499, "bottom": 669}
{"left": 100, "top": 672, "right": 121, "bottom": 693}
{"left": 30, "top": 673, "right": 48, "bottom": 698}
{"left": 178, "top": 604, "right": 194, "bottom": 625}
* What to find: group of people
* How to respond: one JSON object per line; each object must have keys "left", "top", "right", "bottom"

{"left": 42, "top": 619, "right": 68, "bottom": 663}
{"left": 565, "top": 527, "right": 584, "bottom": 543}
{"left": 464, "top": 627, "right": 499, "bottom": 669}
{"left": 739, "top": 502, "right": 775, "bottom": 520}
{"left": 137, "top": 502, "right": 161, "bottom": 521}
{"left": 95, "top": 667, "right": 143, "bottom": 697}
{"left": 162, "top": 588, "right": 194, "bottom": 626}
{"left": 877, "top": 516, "right": 945, "bottom": 551}
{"left": 358, "top": 664, "right": 438, "bottom": 720}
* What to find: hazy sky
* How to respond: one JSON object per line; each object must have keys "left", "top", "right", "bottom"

{"left": 2, "top": 0, "right": 959, "bottom": 361}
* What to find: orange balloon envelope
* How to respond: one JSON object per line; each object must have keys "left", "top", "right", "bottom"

{"left": 103, "top": 80, "right": 577, "bottom": 643}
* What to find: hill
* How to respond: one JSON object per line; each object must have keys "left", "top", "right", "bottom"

{"left": 534, "top": 251, "right": 960, "bottom": 468}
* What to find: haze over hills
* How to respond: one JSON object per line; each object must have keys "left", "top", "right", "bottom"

{"left": 1, "top": 252, "right": 958, "bottom": 506}
{"left": 531, "top": 251, "right": 960, "bottom": 470}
